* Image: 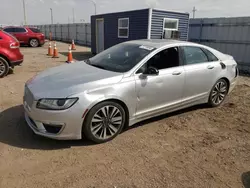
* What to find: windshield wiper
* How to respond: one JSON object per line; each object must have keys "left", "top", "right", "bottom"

{"left": 90, "top": 64, "right": 106, "bottom": 70}
{"left": 84, "top": 59, "right": 106, "bottom": 70}
{"left": 84, "top": 59, "right": 91, "bottom": 64}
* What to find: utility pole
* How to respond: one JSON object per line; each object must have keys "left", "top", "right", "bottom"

{"left": 50, "top": 8, "right": 54, "bottom": 24}
{"left": 90, "top": 0, "right": 97, "bottom": 15}
{"left": 22, "top": 0, "right": 27, "bottom": 25}
{"left": 72, "top": 8, "right": 75, "bottom": 23}
{"left": 192, "top": 6, "right": 197, "bottom": 18}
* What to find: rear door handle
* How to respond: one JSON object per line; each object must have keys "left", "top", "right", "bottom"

{"left": 172, "top": 71, "right": 182, "bottom": 75}
{"left": 207, "top": 65, "right": 214, "bottom": 69}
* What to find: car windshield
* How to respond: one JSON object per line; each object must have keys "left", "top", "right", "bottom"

{"left": 29, "top": 28, "right": 41, "bottom": 33}
{"left": 88, "top": 43, "right": 156, "bottom": 73}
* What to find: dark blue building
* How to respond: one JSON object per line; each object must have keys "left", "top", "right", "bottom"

{"left": 91, "top": 8, "right": 190, "bottom": 54}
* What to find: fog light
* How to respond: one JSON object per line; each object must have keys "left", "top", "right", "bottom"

{"left": 43, "top": 124, "right": 62, "bottom": 134}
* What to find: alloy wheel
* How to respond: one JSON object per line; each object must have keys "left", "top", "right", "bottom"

{"left": 0, "top": 61, "right": 6, "bottom": 76}
{"left": 30, "top": 39, "right": 39, "bottom": 47}
{"left": 211, "top": 80, "right": 228, "bottom": 105}
{"left": 90, "top": 105, "right": 123, "bottom": 140}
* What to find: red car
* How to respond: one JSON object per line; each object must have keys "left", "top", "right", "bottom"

{"left": 3, "top": 26, "right": 45, "bottom": 47}
{"left": 0, "top": 30, "right": 23, "bottom": 78}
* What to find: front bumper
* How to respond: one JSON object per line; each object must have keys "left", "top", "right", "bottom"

{"left": 23, "top": 100, "right": 83, "bottom": 140}
{"left": 39, "top": 39, "right": 45, "bottom": 46}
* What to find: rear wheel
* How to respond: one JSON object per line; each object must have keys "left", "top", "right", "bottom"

{"left": 8, "top": 67, "right": 14, "bottom": 75}
{"left": 83, "top": 101, "right": 126, "bottom": 144}
{"left": 29, "top": 38, "right": 39, "bottom": 47}
{"left": 0, "top": 57, "right": 9, "bottom": 78}
{"left": 208, "top": 79, "right": 229, "bottom": 107}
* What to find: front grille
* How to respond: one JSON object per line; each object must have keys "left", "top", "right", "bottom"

{"left": 24, "top": 87, "right": 34, "bottom": 107}
{"left": 43, "top": 124, "right": 62, "bottom": 134}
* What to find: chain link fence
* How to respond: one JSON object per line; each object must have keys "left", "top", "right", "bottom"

{"left": 189, "top": 17, "right": 250, "bottom": 75}
{"left": 32, "top": 23, "right": 91, "bottom": 47}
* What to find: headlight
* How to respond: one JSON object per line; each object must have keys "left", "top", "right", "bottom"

{"left": 36, "top": 98, "right": 78, "bottom": 110}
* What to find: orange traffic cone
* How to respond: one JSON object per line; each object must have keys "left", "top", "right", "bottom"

{"left": 66, "top": 45, "right": 74, "bottom": 63}
{"left": 71, "top": 39, "right": 76, "bottom": 50}
{"left": 47, "top": 42, "right": 53, "bottom": 56}
{"left": 52, "top": 42, "right": 59, "bottom": 58}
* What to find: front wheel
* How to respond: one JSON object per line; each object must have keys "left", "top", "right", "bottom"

{"left": 29, "top": 38, "right": 39, "bottom": 47}
{"left": 208, "top": 79, "right": 229, "bottom": 107}
{"left": 83, "top": 101, "right": 126, "bottom": 144}
{"left": 0, "top": 57, "right": 9, "bottom": 78}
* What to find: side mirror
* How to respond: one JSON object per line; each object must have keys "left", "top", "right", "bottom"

{"left": 143, "top": 66, "right": 159, "bottom": 76}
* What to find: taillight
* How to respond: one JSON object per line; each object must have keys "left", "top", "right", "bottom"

{"left": 10, "top": 42, "right": 20, "bottom": 49}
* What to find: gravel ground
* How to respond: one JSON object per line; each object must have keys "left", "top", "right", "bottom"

{"left": 0, "top": 42, "right": 250, "bottom": 188}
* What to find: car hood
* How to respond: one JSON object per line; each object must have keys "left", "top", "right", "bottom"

{"left": 26, "top": 61, "right": 123, "bottom": 99}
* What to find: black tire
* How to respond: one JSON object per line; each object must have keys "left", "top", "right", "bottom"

{"left": 8, "top": 67, "right": 14, "bottom": 75}
{"left": 0, "top": 57, "right": 9, "bottom": 78}
{"left": 208, "top": 79, "right": 229, "bottom": 107}
{"left": 82, "top": 101, "right": 126, "bottom": 144}
{"left": 29, "top": 38, "right": 39, "bottom": 47}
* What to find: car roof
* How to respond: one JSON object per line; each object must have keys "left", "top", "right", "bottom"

{"left": 125, "top": 39, "right": 190, "bottom": 48}
{"left": 125, "top": 39, "right": 227, "bottom": 60}
{"left": 3, "top": 26, "right": 38, "bottom": 29}
{"left": 3, "top": 26, "right": 26, "bottom": 29}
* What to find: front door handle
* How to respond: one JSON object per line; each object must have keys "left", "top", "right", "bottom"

{"left": 207, "top": 65, "right": 214, "bottom": 69}
{"left": 172, "top": 71, "right": 182, "bottom": 75}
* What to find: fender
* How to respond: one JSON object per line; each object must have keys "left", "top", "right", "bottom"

{"left": 85, "top": 94, "right": 131, "bottom": 116}
{"left": 0, "top": 48, "right": 11, "bottom": 62}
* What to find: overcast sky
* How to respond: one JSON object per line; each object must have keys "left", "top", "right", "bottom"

{"left": 1, "top": 0, "right": 250, "bottom": 25}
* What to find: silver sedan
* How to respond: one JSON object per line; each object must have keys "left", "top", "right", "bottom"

{"left": 23, "top": 39, "right": 238, "bottom": 143}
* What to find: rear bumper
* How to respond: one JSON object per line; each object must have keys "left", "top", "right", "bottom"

{"left": 229, "top": 78, "right": 237, "bottom": 93}
{"left": 10, "top": 59, "right": 23, "bottom": 66}
{"left": 8, "top": 50, "right": 24, "bottom": 67}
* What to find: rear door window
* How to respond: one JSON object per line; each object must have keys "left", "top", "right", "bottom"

{"left": 182, "top": 46, "right": 209, "bottom": 65}
{"left": 202, "top": 48, "right": 219, "bottom": 62}
{"left": 29, "top": 28, "right": 41, "bottom": 33}
{"left": 15, "top": 28, "right": 27, "bottom": 33}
